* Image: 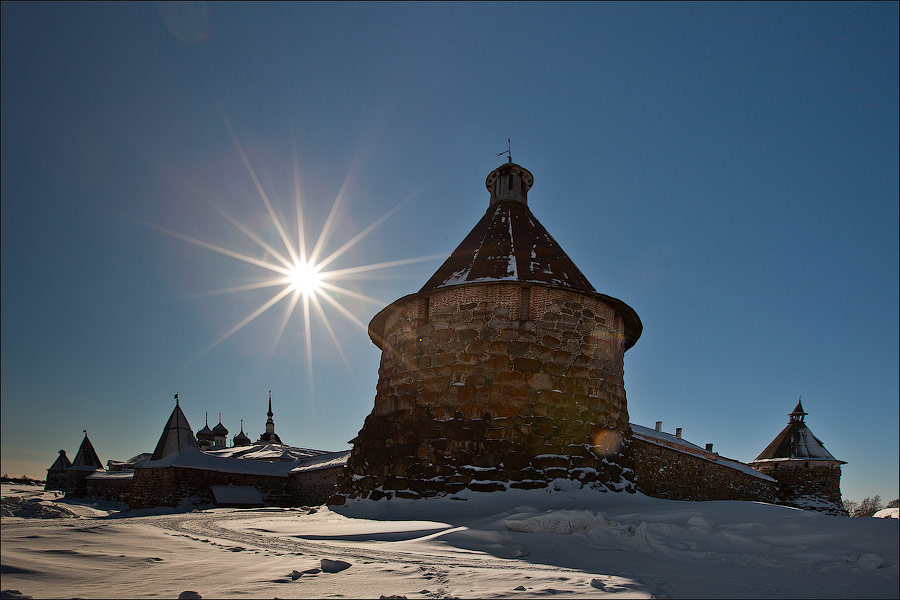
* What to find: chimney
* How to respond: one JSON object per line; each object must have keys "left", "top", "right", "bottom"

{"left": 655, "top": 421, "right": 662, "bottom": 432}
{"left": 675, "top": 427, "right": 682, "bottom": 439}
{"left": 705, "top": 443, "right": 714, "bottom": 452}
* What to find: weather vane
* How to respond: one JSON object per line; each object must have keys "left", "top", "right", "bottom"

{"left": 496, "top": 138, "right": 512, "bottom": 163}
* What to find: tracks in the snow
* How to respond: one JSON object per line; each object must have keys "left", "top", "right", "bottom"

{"left": 144, "top": 509, "right": 568, "bottom": 575}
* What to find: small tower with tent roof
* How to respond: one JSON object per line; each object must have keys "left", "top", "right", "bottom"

{"left": 750, "top": 399, "right": 846, "bottom": 515}
{"left": 65, "top": 431, "right": 105, "bottom": 496}
{"left": 45, "top": 449, "right": 71, "bottom": 491}
{"left": 149, "top": 393, "right": 199, "bottom": 460}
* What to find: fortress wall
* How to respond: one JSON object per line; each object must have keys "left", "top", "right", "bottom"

{"left": 288, "top": 467, "right": 343, "bottom": 506}
{"left": 333, "top": 283, "right": 634, "bottom": 502}
{"left": 632, "top": 438, "right": 776, "bottom": 502}
{"left": 751, "top": 460, "right": 843, "bottom": 509}
{"left": 84, "top": 476, "right": 133, "bottom": 502}
{"left": 44, "top": 471, "right": 67, "bottom": 492}
{"left": 128, "top": 467, "right": 295, "bottom": 509}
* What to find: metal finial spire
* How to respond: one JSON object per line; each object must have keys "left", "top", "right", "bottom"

{"left": 496, "top": 138, "right": 512, "bottom": 163}
{"left": 205, "top": 411, "right": 208, "bottom": 426}
{"left": 174, "top": 392, "right": 179, "bottom": 406}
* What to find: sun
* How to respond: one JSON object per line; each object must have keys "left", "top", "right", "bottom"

{"left": 154, "top": 110, "right": 448, "bottom": 395}
{"left": 286, "top": 261, "right": 322, "bottom": 295}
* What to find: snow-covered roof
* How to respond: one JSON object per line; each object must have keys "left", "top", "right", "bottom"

{"left": 70, "top": 434, "right": 104, "bottom": 471}
{"left": 150, "top": 404, "right": 199, "bottom": 461}
{"left": 139, "top": 446, "right": 299, "bottom": 476}
{"left": 374, "top": 162, "right": 642, "bottom": 350}
{"left": 420, "top": 199, "right": 595, "bottom": 294}
{"left": 754, "top": 403, "right": 842, "bottom": 462}
{"left": 290, "top": 450, "right": 350, "bottom": 473}
{"left": 86, "top": 471, "right": 134, "bottom": 480}
{"left": 206, "top": 443, "right": 329, "bottom": 462}
{"left": 631, "top": 423, "right": 775, "bottom": 482}
{"left": 631, "top": 424, "right": 708, "bottom": 453}
{"left": 211, "top": 485, "right": 263, "bottom": 505}
{"left": 138, "top": 444, "right": 347, "bottom": 478}
{"left": 106, "top": 453, "right": 152, "bottom": 470}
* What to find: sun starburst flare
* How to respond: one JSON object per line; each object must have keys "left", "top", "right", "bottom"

{"left": 156, "top": 118, "right": 445, "bottom": 399}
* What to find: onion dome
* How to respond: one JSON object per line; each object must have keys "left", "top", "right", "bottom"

{"left": 212, "top": 420, "right": 229, "bottom": 436}
{"left": 233, "top": 419, "right": 252, "bottom": 447}
{"left": 196, "top": 412, "right": 215, "bottom": 442}
{"left": 754, "top": 400, "right": 844, "bottom": 462}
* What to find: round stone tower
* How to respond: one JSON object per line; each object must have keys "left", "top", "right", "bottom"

{"left": 749, "top": 400, "right": 846, "bottom": 515}
{"left": 331, "top": 159, "right": 642, "bottom": 502}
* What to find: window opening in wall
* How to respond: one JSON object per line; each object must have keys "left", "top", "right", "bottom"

{"left": 519, "top": 286, "right": 531, "bottom": 320}
{"left": 418, "top": 296, "right": 430, "bottom": 324}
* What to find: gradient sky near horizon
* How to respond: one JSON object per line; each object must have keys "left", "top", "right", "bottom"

{"left": 2, "top": 2, "right": 897, "bottom": 502}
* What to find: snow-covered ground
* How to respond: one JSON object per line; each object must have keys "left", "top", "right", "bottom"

{"left": 1, "top": 482, "right": 897, "bottom": 599}
{"left": 873, "top": 507, "right": 899, "bottom": 519}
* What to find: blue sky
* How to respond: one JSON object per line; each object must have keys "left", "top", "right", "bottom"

{"left": 2, "top": 2, "right": 897, "bottom": 502}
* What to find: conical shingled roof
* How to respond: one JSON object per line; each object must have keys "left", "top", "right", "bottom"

{"left": 754, "top": 401, "right": 843, "bottom": 462}
{"left": 419, "top": 200, "right": 595, "bottom": 293}
{"left": 151, "top": 403, "right": 199, "bottom": 460}
{"left": 409, "top": 160, "right": 642, "bottom": 350}
{"left": 48, "top": 449, "right": 72, "bottom": 471}
{"left": 70, "top": 434, "right": 103, "bottom": 470}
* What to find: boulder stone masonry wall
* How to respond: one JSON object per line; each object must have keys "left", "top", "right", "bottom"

{"left": 288, "top": 467, "right": 344, "bottom": 506}
{"left": 751, "top": 460, "right": 844, "bottom": 512}
{"left": 85, "top": 476, "right": 133, "bottom": 502}
{"left": 44, "top": 470, "right": 67, "bottom": 492}
{"left": 632, "top": 438, "right": 776, "bottom": 502}
{"left": 127, "top": 466, "right": 342, "bottom": 509}
{"left": 128, "top": 467, "right": 292, "bottom": 509}
{"left": 333, "top": 282, "right": 635, "bottom": 502}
